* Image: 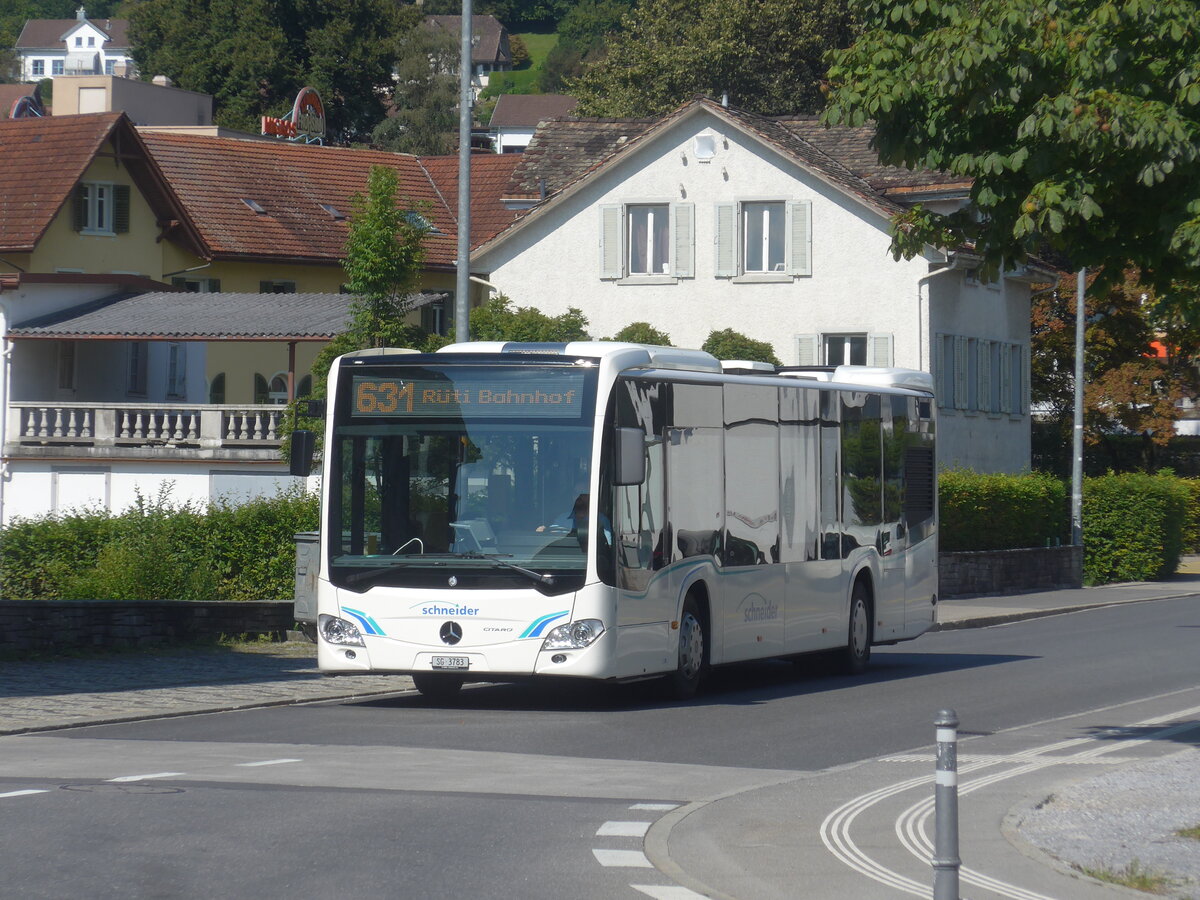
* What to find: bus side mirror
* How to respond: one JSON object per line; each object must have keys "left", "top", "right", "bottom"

{"left": 614, "top": 427, "right": 646, "bottom": 486}
{"left": 290, "top": 429, "right": 316, "bottom": 476}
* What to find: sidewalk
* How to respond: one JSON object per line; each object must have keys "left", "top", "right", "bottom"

{"left": 2, "top": 573, "right": 1199, "bottom": 898}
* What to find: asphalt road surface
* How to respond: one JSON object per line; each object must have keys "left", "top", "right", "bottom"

{"left": 2, "top": 597, "right": 1198, "bottom": 899}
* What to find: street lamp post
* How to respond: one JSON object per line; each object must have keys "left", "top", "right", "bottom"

{"left": 1071, "top": 268, "right": 1086, "bottom": 547}
{"left": 455, "top": 0, "right": 473, "bottom": 342}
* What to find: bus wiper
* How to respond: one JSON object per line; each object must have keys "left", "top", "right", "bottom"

{"left": 459, "top": 553, "right": 556, "bottom": 587}
{"left": 344, "top": 560, "right": 418, "bottom": 586}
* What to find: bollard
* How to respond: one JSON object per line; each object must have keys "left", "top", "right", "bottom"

{"left": 933, "top": 708, "right": 961, "bottom": 900}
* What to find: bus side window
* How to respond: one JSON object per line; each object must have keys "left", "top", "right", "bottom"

{"left": 615, "top": 379, "right": 668, "bottom": 585}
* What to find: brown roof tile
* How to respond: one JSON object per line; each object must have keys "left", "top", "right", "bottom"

{"left": 16, "top": 17, "right": 131, "bottom": 49}
{"left": 0, "top": 112, "right": 125, "bottom": 253}
{"left": 488, "top": 94, "right": 578, "bottom": 129}
{"left": 420, "top": 153, "right": 528, "bottom": 249}
{"left": 426, "top": 15, "right": 510, "bottom": 67}
{"left": 507, "top": 117, "right": 656, "bottom": 197}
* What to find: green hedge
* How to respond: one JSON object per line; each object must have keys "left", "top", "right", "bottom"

{"left": 1082, "top": 472, "right": 1190, "bottom": 583}
{"left": 0, "top": 487, "right": 318, "bottom": 602}
{"left": 939, "top": 469, "right": 1067, "bottom": 552}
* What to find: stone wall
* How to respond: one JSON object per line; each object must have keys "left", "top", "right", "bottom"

{"left": 0, "top": 600, "right": 294, "bottom": 653}
{"left": 939, "top": 546, "right": 1082, "bottom": 599}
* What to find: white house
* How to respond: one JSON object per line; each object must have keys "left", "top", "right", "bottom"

{"left": 14, "top": 7, "right": 135, "bottom": 82}
{"left": 472, "top": 98, "right": 1052, "bottom": 474}
{"left": 488, "top": 93, "right": 578, "bottom": 154}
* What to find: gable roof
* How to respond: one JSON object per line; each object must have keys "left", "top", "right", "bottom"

{"left": 489, "top": 94, "right": 579, "bottom": 129}
{"left": 139, "top": 132, "right": 529, "bottom": 267}
{"left": 426, "top": 15, "right": 510, "bottom": 67}
{"left": 16, "top": 18, "right": 131, "bottom": 50}
{"left": 0, "top": 112, "right": 197, "bottom": 255}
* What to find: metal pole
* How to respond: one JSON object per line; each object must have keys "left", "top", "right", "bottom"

{"left": 933, "top": 708, "right": 961, "bottom": 900}
{"left": 1071, "top": 268, "right": 1086, "bottom": 546}
{"left": 454, "top": 0, "right": 473, "bottom": 342}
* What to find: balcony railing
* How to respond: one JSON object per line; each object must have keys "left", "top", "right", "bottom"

{"left": 7, "top": 402, "right": 285, "bottom": 451}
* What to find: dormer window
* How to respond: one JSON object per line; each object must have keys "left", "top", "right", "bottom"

{"left": 75, "top": 36, "right": 83, "bottom": 46}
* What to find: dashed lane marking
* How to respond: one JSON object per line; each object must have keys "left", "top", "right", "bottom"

{"left": 107, "top": 772, "right": 185, "bottom": 783}
{"left": 0, "top": 789, "right": 48, "bottom": 798}
{"left": 629, "top": 803, "right": 677, "bottom": 811}
{"left": 597, "top": 820, "right": 651, "bottom": 837}
{"left": 592, "top": 848, "right": 654, "bottom": 868}
{"left": 236, "top": 758, "right": 301, "bottom": 767}
{"left": 630, "top": 886, "right": 708, "bottom": 899}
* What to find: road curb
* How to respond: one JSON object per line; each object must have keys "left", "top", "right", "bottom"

{"left": 934, "top": 591, "right": 1200, "bottom": 631}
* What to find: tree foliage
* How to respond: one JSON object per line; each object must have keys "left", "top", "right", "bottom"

{"left": 128, "top": 0, "right": 415, "bottom": 141}
{"left": 1032, "top": 269, "right": 1200, "bottom": 469}
{"left": 372, "top": 19, "right": 459, "bottom": 155}
{"left": 465, "top": 296, "right": 589, "bottom": 342}
{"left": 538, "top": 0, "right": 630, "bottom": 92}
{"left": 701, "top": 328, "right": 781, "bottom": 365}
{"left": 570, "top": 0, "right": 856, "bottom": 117}
{"left": 609, "top": 322, "right": 672, "bottom": 345}
{"left": 824, "top": 0, "right": 1200, "bottom": 294}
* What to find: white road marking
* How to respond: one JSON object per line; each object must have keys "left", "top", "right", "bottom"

{"left": 822, "top": 703, "right": 1200, "bottom": 899}
{"left": 630, "top": 886, "right": 707, "bottom": 899}
{"left": 591, "top": 848, "right": 654, "bottom": 868}
{"left": 236, "top": 758, "right": 301, "bottom": 767}
{"left": 107, "top": 772, "right": 184, "bottom": 782}
{"left": 0, "top": 789, "right": 48, "bottom": 798}
{"left": 597, "top": 820, "right": 651, "bottom": 837}
{"left": 629, "top": 803, "right": 677, "bottom": 810}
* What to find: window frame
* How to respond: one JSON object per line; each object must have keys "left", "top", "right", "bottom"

{"left": 599, "top": 202, "right": 693, "bottom": 282}
{"left": 715, "top": 199, "right": 812, "bottom": 279}
{"left": 31, "top": 59, "right": 44, "bottom": 77}
{"left": 51, "top": 59, "right": 64, "bottom": 75}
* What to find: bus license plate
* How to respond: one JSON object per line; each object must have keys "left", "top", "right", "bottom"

{"left": 431, "top": 656, "right": 469, "bottom": 670}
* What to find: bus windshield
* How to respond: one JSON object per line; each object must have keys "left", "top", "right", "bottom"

{"left": 328, "top": 362, "right": 598, "bottom": 592}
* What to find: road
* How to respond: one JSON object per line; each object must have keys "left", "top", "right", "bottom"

{"left": 1, "top": 597, "right": 1198, "bottom": 899}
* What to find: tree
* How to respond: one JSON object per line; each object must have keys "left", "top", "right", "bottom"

{"left": 538, "top": 0, "right": 629, "bottom": 92}
{"left": 570, "top": 0, "right": 856, "bottom": 117}
{"left": 609, "top": 322, "right": 672, "bottom": 345}
{"left": 823, "top": 0, "right": 1200, "bottom": 295}
{"left": 372, "top": 20, "right": 459, "bottom": 155}
{"left": 1032, "top": 269, "right": 1200, "bottom": 471}
{"left": 701, "top": 329, "right": 781, "bottom": 365}
{"left": 128, "top": 0, "right": 414, "bottom": 141}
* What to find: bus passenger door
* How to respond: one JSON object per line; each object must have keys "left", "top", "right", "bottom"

{"left": 613, "top": 379, "right": 674, "bottom": 677}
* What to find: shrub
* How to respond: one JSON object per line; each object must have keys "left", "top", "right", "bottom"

{"left": 1181, "top": 478, "right": 1200, "bottom": 553}
{"left": 938, "top": 469, "right": 1067, "bottom": 552}
{"left": 701, "top": 328, "right": 781, "bottom": 365}
{"left": 611, "top": 322, "right": 672, "bottom": 345}
{"left": 0, "top": 507, "right": 119, "bottom": 600}
{"left": 1083, "top": 472, "right": 1190, "bottom": 583}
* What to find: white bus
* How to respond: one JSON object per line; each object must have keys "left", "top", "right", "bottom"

{"left": 293, "top": 341, "right": 937, "bottom": 700}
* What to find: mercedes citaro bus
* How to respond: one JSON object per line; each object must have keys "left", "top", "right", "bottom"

{"left": 291, "top": 341, "right": 937, "bottom": 700}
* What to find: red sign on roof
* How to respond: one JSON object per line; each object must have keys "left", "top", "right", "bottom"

{"left": 262, "top": 87, "right": 326, "bottom": 143}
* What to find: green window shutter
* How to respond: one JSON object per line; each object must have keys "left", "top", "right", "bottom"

{"left": 714, "top": 202, "right": 736, "bottom": 277}
{"left": 785, "top": 200, "right": 812, "bottom": 276}
{"left": 114, "top": 184, "right": 130, "bottom": 233}
{"left": 73, "top": 184, "right": 88, "bottom": 231}
{"left": 670, "top": 202, "right": 694, "bottom": 278}
{"left": 599, "top": 204, "right": 622, "bottom": 279}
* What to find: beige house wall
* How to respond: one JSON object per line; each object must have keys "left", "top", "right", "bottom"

{"left": 51, "top": 76, "right": 212, "bottom": 127}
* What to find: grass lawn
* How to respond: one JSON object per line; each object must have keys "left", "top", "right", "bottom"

{"left": 482, "top": 31, "right": 558, "bottom": 97}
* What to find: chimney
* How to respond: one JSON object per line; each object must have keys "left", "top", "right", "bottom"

{"left": 76, "top": 6, "right": 87, "bottom": 20}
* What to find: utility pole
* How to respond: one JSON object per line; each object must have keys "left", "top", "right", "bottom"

{"left": 454, "top": 0, "right": 473, "bottom": 342}
{"left": 1071, "top": 268, "right": 1086, "bottom": 546}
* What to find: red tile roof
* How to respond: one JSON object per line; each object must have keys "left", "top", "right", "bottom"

{"left": 140, "top": 132, "right": 527, "bottom": 266}
{"left": 0, "top": 112, "right": 124, "bottom": 253}
{"left": 419, "top": 153, "right": 526, "bottom": 249}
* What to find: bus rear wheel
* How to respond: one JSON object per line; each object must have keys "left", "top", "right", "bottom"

{"left": 839, "top": 581, "right": 873, "bottom": 675}
{"left": 412, "top": 673, "right": 464, "bottom": 701}
{"left": 666, "top": 598, "right": 706, "bottom": 700}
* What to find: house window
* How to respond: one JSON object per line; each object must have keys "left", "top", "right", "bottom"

{"left": 421, "top": 298, "right": 447, "bottom": 335}
{"left": 797, "top": 333, "right": 892, "bottom": 367}
{"left": 259, "top": 280, "right": 296, "bottom": 293}
{"left": 58, "top": 341, "right": 77, "bottom": 391}
{"left": 715, "top": 200, "right": 811, "bottom": 277}
{"left": 742, "top": 202, "right": 785, "bottom": 273}
{"left": 87, "top": 36, "right": 95, "bottom": 47}
{"left": 599, "top": 203, "right": 694, "bottom": 280}
{"left": 172, "top": 276, "right": 221, "bottom": 293}
{"left": 31, "top": 59, "right": 44, "bottom": 77}
{"left": 209, "top": 373, "right": 226, "bottom": 404}
{"left": 167, "top": 343, "right": 186, "bottom": 399}
{"left": 52, "top": 60, "right": 64, "bottom": 75}
{"left": 104, "top": 59, "right": 114, "bottom": 75}
{"left": 73, "top": 182, "right": 130, "bottom": 235}
{"left": 75, "top": 36, "right": 83, "bottom": 47}
{"left": 628, "top": 204, "right": 669, "bottom": 275}
{"left": 127, "top": 341, "right": 148, "bottom": 395}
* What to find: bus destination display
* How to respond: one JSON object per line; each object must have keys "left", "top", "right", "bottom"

{"left": 351, "top": 371, "right": 588, "bottom": 419}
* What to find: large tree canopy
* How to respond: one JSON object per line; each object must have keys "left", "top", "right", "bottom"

{"left": 823, "top": 0, "right": 1200, "bottom": 294}
{"left": 128, "top": 0, "right": 416, "bottom": 142}
{"left": 570, "top": 0, "right": 856, "bottom": 117}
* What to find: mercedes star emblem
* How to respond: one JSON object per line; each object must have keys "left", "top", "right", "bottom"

{"left": 448, "top": 575, "right": 458, "bottom": 587}
{"left": 439, "top": 621, "right": 463, "bottom": 645}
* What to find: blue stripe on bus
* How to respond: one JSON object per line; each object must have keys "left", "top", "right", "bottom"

{"left": 341, "top": 607, "right": 385, "bottom": 636}
{"left": 520, "top": 610, "right": 569, "bottom": 639}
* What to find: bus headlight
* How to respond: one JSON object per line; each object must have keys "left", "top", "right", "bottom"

{"left": 319, "top": 614, "right": 365, "bottom": 647}
{"left": 542, "top": 619, "right": 605, "bottom": 650}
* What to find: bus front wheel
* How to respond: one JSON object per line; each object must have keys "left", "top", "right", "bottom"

{"left": 412, "top": 672, "right": 464, "bottom": 701}
{"left": 667, "top": 598, "right": 706, "bottom": 700}
{"left": 839, "top": 581, "right": 873, "bottom": 675}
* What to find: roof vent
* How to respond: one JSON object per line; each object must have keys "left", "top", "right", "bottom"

{"left": 241, "top": 198, "right": 266, "bottom": 215}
